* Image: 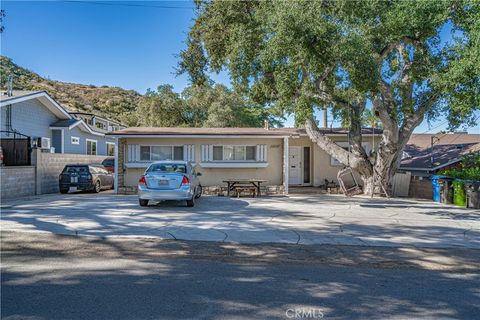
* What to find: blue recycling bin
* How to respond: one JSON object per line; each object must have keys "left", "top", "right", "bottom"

{"left": 431, "top": 175, "right": 447, "bottom": 202}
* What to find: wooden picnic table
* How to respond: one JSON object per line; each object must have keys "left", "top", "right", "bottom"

{"left": 223, "top": 179, "right": 267, "bottom": 197}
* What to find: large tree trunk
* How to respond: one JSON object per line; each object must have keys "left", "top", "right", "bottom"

{"left": 305, "top": 117, "right": 412, "bottom": 196}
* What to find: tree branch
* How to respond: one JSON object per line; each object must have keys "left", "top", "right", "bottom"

{"left": 379, "top": 36, "right": 421, "bottom": 59}
{"left": 305, "top": 117, "right": 370, "bottom": 170}
{"left": 348, "top": 100, "right": 370, "bottom": 161}
{"left": 400, "top": 93, "right": 438, "bottom": 141}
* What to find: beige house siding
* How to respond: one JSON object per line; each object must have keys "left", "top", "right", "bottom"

{"left": 288, "top": 135, "right": 379, "bottom": 187}
{"left": 115, "top": 133, "right": 380, "bottom": 194}
{"left": 117, "top": 137, "right": 285, "bottom": 193}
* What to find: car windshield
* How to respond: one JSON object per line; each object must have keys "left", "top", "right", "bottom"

{"left": 147, "top": 163, "right": 187, "bottom": 174}
{"left": 63, "top": 166, "right": 89, "bottom": 174}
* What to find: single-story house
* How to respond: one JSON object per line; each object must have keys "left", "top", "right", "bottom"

{"left": 108, "top": 126, "right": 382, "bottom": 194}
{"left": 0, "top": 90, "right": 126, "bottom": 157}
{"left": 399, "top": 133, "right": 480, "bottom": 177}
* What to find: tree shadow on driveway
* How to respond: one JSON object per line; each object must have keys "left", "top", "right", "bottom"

{"left": 1, "top": 232, "right": 480, "bottom": 320}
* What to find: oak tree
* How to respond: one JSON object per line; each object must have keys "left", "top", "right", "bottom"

{"left": 179, "top": 0, "right": 480, "bottom": 193}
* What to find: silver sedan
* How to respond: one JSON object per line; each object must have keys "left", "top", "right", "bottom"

{"left": 138, "top": 161, "right": 202, "bottom": 207}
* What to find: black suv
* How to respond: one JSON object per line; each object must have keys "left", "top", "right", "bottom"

{"left": 59, "top": 164, "right": 114, "bottom": 194}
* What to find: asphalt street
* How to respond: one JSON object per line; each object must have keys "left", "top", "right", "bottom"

{"left": 2, "top": 232, "right": 479, "bottom": 320}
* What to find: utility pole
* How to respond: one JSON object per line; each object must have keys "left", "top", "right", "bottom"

{"left": 323, "top": 108, "right": 327, "bottom": 128}
{"left": 7, "top": 74, "right": 13, "bottom": 96}
{"left": 430, "top": 136, "right": 440, "bottom": 165}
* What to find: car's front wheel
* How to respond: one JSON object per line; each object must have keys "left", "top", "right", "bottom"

{"left": 60, "top": 188, "right": 68, "bottom": 194}
{"left": 139, "top": 199, "right": 149, "bottom": 207}
{"left": 93, "top": 180, "right": 101, "bottom": 193}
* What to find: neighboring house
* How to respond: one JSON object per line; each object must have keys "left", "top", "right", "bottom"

{"left": 108, "top": 126, "right": 382, "bottom": 194}
{"left": 0, "top": 90, "right": 125, "bottom": 156}
{"left": 70, "top": 112, "right": 124, "bottom": 133}
{"left": 399, "top": 133, "right": 480, "bottom": 177}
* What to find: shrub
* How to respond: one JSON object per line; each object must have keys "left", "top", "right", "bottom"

{"left": 439, "top": 152, "right": 480, "bottom": 180}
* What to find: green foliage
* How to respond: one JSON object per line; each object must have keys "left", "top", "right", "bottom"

{"left": 1, "top": 56, "right": 282, "bottom": 128}
{"left": 439, "top": 152, "right": 480, "bottom": 180}
{"left": 137, "top": 83, "right": 283, "bottom": 128}
{"left": 362, "top": 109, "right": 381, "bottom": 128}
{"left": 178, "top": 0, "right": 480, "bottom": 130}
{"left": 137, "top": 85, "right": 186, "bottom": 127}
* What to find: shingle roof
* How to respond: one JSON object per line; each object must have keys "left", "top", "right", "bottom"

{"left": 50, "top": 119, "right": 80, "bottom": 128}
{"left": 400, "top": 133, "right": 480, "bottom": 170}
{"left": 108, "top": 127, "right": 383, "bottom": 136}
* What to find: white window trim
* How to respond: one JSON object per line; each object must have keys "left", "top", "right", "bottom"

{"left": 138, "top": 145, "right": 185, "bottom": 162}
{"left": 199, "top": 162, "right": 269, "bottom": 168}
{"left": 86, "top": 138, "right": 98, "bottom": 155}
{"left": 71, "top": 136, "right": 80, "bottom": 145}
{"left": 330, "top": 142, "right": 370, "bottom": 166}
{"left": 106, "top": 142, "right": 115, "bottom": 156}
{"left": 211, "top": 145, "right": 258, "bottom": 162}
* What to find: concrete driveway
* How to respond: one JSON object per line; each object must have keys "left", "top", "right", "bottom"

{"left": 1, "top": 193, "right": 479, "bottom": 249}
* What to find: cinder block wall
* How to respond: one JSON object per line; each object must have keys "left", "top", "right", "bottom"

{"left": 0, "top": 166, "right": 36, "bottom": 200}
{"left": 33, "top": 151, "right": 108, "bottom": 194}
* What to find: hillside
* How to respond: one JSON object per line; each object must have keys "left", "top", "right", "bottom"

{"left": 0, "top": 56, "right": 141, "bottom": 125}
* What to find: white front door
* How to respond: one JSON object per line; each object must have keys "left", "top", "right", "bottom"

{"left": 288, "top": 146, "right": 302, "bottom": 185}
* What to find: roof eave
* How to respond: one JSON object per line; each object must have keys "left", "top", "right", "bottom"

{"left": 107, "top": 134, "right": 290, "bottom": 138}
{"left": 0, "top": 91, "right": 72, "bottom": 120}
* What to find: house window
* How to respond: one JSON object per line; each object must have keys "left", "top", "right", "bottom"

{"left": 86, "top": 139, "right": 97, "bottom": 155}
{"left": 330, "top": 143, "right": 370, "bottom": 166}
{"left": 330, "top": 146, "right": 349, "bottom": 166}
{"left": 212, "top": 145, "right": 256, "bottom": 161}
{"left": 106, "top": 142, "right": 115, "bottom": 156}
{"left": 71, "top": 136, "right": 80, "bottom": 145}
{"left": 96, "top": 122, "right": 106, "bottom": 130}
{"left": 139, "top": 146, "right": 184, "bottom": 161}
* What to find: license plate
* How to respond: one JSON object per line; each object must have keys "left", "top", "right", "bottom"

{"left": 71, "top": 177, "right": 78, "bottom": 183}
{"left": 69, "top": 186, "right": 78, "bottom": 192}
{"left": 158, "top": 179, "right": 169, "bottom": 186}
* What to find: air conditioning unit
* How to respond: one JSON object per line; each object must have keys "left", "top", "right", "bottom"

{"left": 37, "top": 137, "right": 51, "bottom": 150}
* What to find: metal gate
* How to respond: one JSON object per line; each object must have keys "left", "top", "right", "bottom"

{"left": 0, "top": 131, "right": 31, "bottom": 166}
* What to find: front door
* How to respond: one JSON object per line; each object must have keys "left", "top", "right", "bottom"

{"left": 289, "top": 146, "right": 302, "bottom": 185}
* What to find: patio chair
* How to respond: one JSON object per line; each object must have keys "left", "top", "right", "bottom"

{"left": 337, "top": 167, "right": 363, "bottom": 197}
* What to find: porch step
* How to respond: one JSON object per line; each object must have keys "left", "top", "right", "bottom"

{"left": 288, "top": 187, "right": 328, "bottom": 194}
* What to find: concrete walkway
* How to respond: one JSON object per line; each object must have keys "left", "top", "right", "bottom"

{"left": 1, "top": 193, "right": 479, "bottom": 249}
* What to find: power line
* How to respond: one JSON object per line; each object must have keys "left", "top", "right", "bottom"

{"left": 59, "top": 1, "right": 195, "bottom": 10}
{"left": 419, "top": 119, "right": 450, "bottom": 134}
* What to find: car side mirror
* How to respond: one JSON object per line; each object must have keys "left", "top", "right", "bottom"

{"left": 196, "top": 172, "right": 202, "bottom": 177}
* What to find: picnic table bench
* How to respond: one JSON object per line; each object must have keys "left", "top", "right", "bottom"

{"left": 223, "top": 179, "right": 267, "bottom": 197}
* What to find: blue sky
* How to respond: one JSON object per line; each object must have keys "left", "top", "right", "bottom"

{"left": 1, "top": 0, "right": 478, "bottom": 133}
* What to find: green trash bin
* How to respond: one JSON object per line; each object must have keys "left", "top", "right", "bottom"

{"left": 453, "top": 180, "right": 467, "bottom": 207}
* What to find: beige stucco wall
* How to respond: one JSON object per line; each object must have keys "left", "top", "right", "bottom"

{"left": 289, "top": 135, "right": 379, "bottom": 187}
{"left": 117, "top": 134, "right": 381, "bottom": 191}
{"left": 120, "top": 137, "right": 285, "bottom": 188}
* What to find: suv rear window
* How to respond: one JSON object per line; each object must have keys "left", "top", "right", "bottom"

{"left": 147, "top": 163, "right": 187, "bottom": 174}
{"left": 63, "top": 166, "right": 89, "bottom": 174}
